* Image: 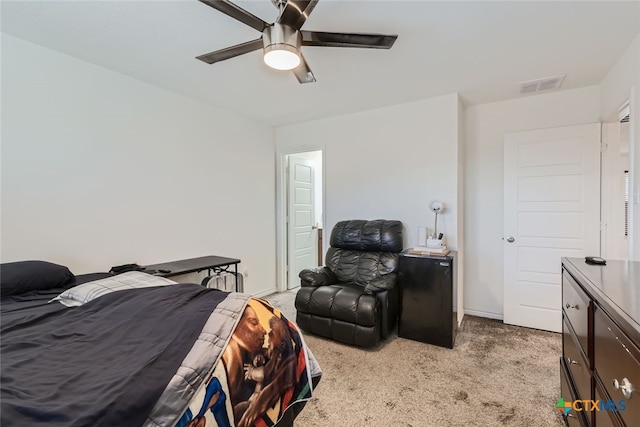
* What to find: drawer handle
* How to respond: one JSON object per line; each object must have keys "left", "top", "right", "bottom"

{"left": 613, "top": 378, "right": 634, "bottom": 399}
{"left": 566, "top": 357, "right": 579, "bottom": 366}
{"left": 565, "top": 303, "right": 579, "bottom": 310}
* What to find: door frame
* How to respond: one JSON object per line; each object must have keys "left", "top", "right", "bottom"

{"left": 601, "top": 102, "right": 631, "bottom": 260}
{"left": 275, "top": 147, "right": 325, "bottom": 293}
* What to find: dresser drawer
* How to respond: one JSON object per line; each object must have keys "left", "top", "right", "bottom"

{"left": 595, "top": 375, "right": 624, "bottom": 427}
{"left": 561, "top": 357, "right": 588, "bottom": 427}
{"left": 594, "top": 307, "right": 640, "bottom": 426}
{"left": 563, "top": 317, "right": 591, "bottom": 404}
{"left": 563, "top": 271, "right": 591, "bottom": 360}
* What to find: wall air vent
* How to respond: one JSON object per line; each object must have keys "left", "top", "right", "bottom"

{"left": 621, "top": 114, "right": 630, "bottom": 123}
{"left": 518, "top": 75, "right": 566, "bottom": 94}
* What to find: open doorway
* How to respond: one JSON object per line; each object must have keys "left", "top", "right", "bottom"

{"left": 601, "top": 104, "right": 631, "bottom": 260}
{"left": 283, "top": 150, "right": 323, "bottom": 291}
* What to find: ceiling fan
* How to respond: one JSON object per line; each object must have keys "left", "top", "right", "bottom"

{"left": 196, "top": 0, "right": 398, "bottom": 83}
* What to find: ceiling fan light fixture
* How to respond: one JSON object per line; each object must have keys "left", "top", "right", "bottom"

{"left": 264, "top": 44, "right": 300, "bottom": 70}
{"left": 262, "top": 23, "right": 302, "bottom": 71}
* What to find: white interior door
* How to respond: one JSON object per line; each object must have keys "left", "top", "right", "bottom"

{"left": 287, "top": 155, "right": 317, "bottom": 289}
{"left": 504, "top": 123, "right": 600, "bottom": 332}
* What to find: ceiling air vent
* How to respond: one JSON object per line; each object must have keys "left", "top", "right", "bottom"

{"left": 518, "top": 75, "right": 566, "bottom": 94}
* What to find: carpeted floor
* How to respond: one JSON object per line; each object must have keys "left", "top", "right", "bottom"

{"left": 263, "top": 290, "right": 565, "bottom": 427}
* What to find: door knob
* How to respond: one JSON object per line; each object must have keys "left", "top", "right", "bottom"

{"left": 506, "top": 236, "right": 515, "bottom": 243}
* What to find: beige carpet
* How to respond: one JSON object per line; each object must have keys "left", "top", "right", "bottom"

{"left": 263, "top": 290, "right": 564, "bottom": 427}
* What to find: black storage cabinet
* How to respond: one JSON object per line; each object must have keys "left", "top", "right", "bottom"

{"left": 398, "top": 252, "right": 456, "bottom": 348}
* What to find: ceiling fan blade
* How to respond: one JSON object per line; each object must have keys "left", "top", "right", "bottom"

{"left": 196, "top": 38, "right": 263, "bottom": 64}
{"left": 198, "top": 0, "right": 269, "bottom": 32}
{"left": 292, "top": 53, "right": 316, "bottom": 84}
{"left": 301, "top": 30, "right": 397, "bottom": 49}
{"left": 277, "top": 0, "right": 319, "bottom": 30}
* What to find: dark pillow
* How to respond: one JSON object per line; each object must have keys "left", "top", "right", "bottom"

{"left": 1, "top": 260, "right": 75, "bottom": 296}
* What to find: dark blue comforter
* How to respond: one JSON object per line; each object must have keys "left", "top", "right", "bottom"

{"left": 1, "top": 283, "right": 229, "bottom": 427}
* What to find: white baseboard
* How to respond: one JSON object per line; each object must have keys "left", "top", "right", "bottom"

{"left": 462, "top": 308, "right": 504, "bottom": 321}
{"left": 252, "top": 287, "right": 299, "bottom": 298}
{"left": 252, "top": 288, "right": 279, "bottom": 298}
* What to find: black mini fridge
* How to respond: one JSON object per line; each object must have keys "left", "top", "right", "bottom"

{"left": 398, "top": 251, "right": 456, "bottom": 348}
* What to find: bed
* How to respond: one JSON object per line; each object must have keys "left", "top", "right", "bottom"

{"left": 0, "top": 260, "right": 321, "bottom": 427}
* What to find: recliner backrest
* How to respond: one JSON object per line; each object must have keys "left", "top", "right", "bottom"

{"left": 326, "top": 220, "right": 403, "bottom": 287}
{"left": 330, "top": 219, "right": 403, "bottom": 252}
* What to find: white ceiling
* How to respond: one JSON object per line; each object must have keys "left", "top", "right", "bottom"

{"left": 2, "top": 0, "right": 639, "bottom": 126}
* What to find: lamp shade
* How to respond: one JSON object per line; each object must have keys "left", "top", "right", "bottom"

{"left": 429, "top": 200, "right": 444, "bottom": 213}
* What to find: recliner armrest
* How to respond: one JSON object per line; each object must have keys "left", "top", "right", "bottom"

{"left": 363, "top": 273, "right": 397, "bottom": 294}
{"left": 299, "top": 267, "right": 337, "bottom": 287}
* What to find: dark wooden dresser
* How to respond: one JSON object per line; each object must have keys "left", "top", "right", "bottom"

{"left": 561, "top": 257, "right": 640, "bottom": 427}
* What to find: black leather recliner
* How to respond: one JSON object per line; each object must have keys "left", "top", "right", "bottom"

{"left": 294, "top": 219, "right": 403, "bottom": 347}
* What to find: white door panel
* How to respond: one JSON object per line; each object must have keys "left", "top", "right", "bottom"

{"left": 518, "top": 282, "right": 560, "bottom": 310}
{"left": 295, "top": 210, "right": 312, "bottom": 225}
{"left": 295, "top": 187, "right": 311, "bottom": 203}
{"left": 295, "top": 231, "right": 312, "bottom": 247}
{"left": 504, "top": 123, "right": 600, "bottom": 332}
{"left": 518, "top": 138, "right": 583, "bottom": 166}
{"left": 519, "top": 175, "right": 583, "bottom": 201}
{"left": 288, "top": 156, "right": 317, "bottom": 289}
{"left": 519, "top": 212, "right": 583, "bottom": 238}
{"left": 516, "top": 306, "right": 561, "bottom": 332}
{"left": 518, "top": 247, "right": 583, "bottom": 275}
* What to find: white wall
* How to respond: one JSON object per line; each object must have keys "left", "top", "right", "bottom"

{"left": 600, "top": 32, "right": 640, "bottom": 260}
{"left": 276, "top": 93, "right": 461, "bottom": 251}
{"left": 275, "top": 94, "right": 462, "bottom": 297}
{"left": 1, "top": 35, "right": 277, "bottom": 295}
{"left": 464, "top": 86, "right": 601, "bottom": 318}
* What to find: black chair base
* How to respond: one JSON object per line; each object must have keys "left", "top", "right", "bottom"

{"left": 295, "top": 284, "right": 396, "bottom": 347}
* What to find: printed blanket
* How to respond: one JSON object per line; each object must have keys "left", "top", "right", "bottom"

{"left": 173, "top": 298, "right": 314, "bottom": 427}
